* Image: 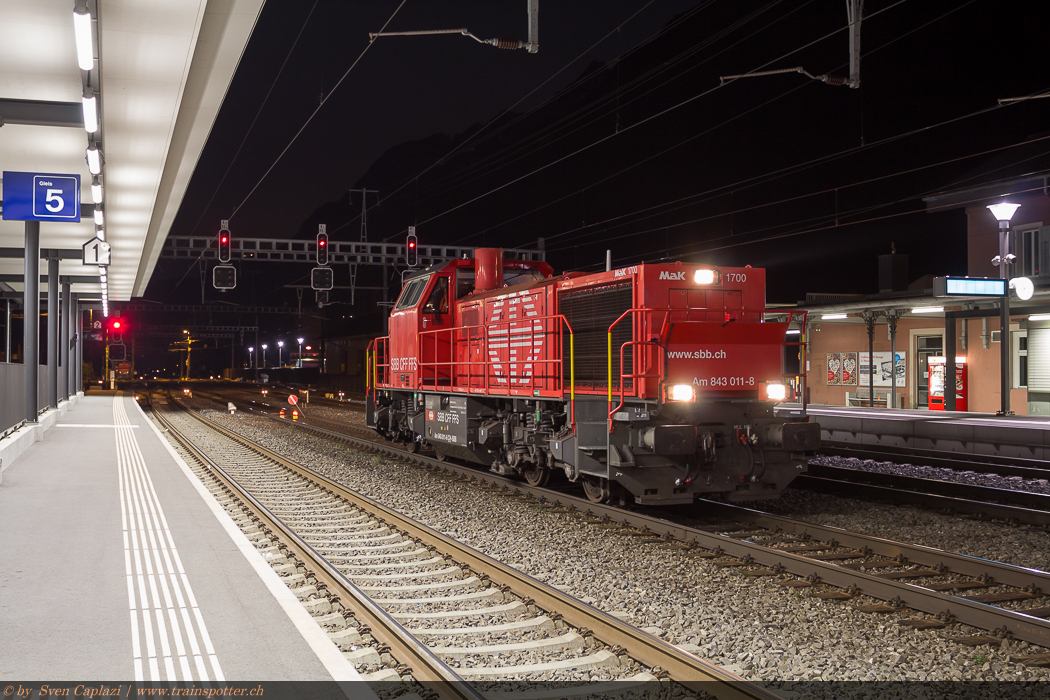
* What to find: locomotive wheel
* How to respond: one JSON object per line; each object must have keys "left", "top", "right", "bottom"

{"left": 523, "top": 464, "right": 550, "bottom": 488}
{"left": 434, "top": 449, "right": 448, "bottom": 462}
{"left": 582, "top": 476, "right": 611, "bottom": 503}
{"left": 405, "top": 439, "right": 420, "bottom": 454}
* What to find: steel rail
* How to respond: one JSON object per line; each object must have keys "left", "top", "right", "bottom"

{"left": 172, "top": 394, "right": 782, "bottom": 700}
{"left": 799, "top": 464, "right": 1050, "bottom": 527}
{"left": 149, "top": 396, "right": 484, "bottom": 700}
{"left": 220, "top": 397, "right": 1050, "bottom": 649}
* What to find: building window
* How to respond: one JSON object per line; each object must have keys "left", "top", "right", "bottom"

{"left": 1014, "top": 225, "right": 1048, "bottom": 278}
{"left": 1014, "top": 330, "right": 1028, "bottom": 389}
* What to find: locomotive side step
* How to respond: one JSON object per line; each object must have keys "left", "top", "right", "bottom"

{"left": 576, "top": 420, "right": 609, "bottom": 450}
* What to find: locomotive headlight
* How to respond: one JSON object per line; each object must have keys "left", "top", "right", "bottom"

{"left": 668, "top": 384, "right": 695, "bottom": 401}
{"left": 694, "top": 269, "right": 716, "bottom": 285}
{"left": 765, "top": 383, "right": 788, "bottom": 402}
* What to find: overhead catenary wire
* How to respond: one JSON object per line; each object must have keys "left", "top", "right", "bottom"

{"left": 401, "top": 0, "right": 912, "bottom": 235}
{"left": 408, "top": 0, "right": 801, "bottom": 209}
{"left": 167, "top": 1, "right": 322, "bottom": 301}
{"left": 227, "top": 0, "right": 410, "bottom": 221}
{"left": 322, "top": 0, "right": 673, "bottom": 240}
{"left": 485, "top": 0, "right": 982, "bottom": 250}
{"left": 546, "top": 134, "right": 1050, "bottom": 255}
{"left": 582, "top": 148, "right": 1050, "bottom": 270}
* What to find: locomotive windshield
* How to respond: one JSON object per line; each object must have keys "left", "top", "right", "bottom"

{"left": 394, "top": 274, "right": 430, "bottom": 310}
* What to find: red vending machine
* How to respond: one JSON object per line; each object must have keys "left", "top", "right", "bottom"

{"left": 928, "top": 356, "right": 968, "bottom": 411}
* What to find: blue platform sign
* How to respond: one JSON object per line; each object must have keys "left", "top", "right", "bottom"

{"left": 2, "top": 171, "right": 81, "bottom": 222}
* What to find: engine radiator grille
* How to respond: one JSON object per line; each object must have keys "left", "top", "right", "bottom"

{"left": 559, "top": 282, "right": 633, "bottom": 391}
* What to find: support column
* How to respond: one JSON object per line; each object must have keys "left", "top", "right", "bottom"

{"left": 863, "top": 311, "right": 878, "bottom": 407}
{"left": 61, "top": 282, "right": 71, "bottom": 399}
{"left": 76, "top": 300, "right": 83, "bottom": 393}
{"left": 48, "top": 257, "right": 59, "bottom": 408}
{"left": 886, "top": 310, "right": 903, "bottom": 409}
{"left": 4, "top": 298, "right": 10, "bottom": 362}
{"left": 24, "top": 222, "right": 40, "bottom": 423}
{"left": 68, "top": 293, "right": 77, "bottom": 397}
{"left": 945, "top": 313, "right": 957, "bottom": 411}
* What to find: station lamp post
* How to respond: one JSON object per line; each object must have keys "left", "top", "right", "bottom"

{"left": 988, "top": 201, "right": 1020, "bottom": 415}
{"left": 297, "top": 337, "right": 304, "bottom": 368}
{"left": 248, "top": 346, "right": 254, "bottom": 369}
{"left": 261, "top": 344, "right": 268, "bottom": 369}
{"left": 277, "top": 341, "right": 284, "bottom": 367}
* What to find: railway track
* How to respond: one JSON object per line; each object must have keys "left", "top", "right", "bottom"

{"left": 149, "top": 392, "right": 778, "bottom": 699}
{"left": 820, "top": 441, "right": 1050, "bottom": 481}
{"left": 795, "top": 465, "right": 1050, "bottom": 528}
{"left": 189, "top": 386, "right": 1050, "bottom": 655}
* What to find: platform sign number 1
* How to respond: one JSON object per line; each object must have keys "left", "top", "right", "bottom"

{"left": 82, "top": 237, "right": 111, "bottom": 266}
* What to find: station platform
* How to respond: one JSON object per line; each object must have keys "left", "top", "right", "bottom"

{"left": 0, "top": 393, "right": 365, "bottom": 683}
{"left": 776, "top": 403, "right": 1050, "bottom": 460}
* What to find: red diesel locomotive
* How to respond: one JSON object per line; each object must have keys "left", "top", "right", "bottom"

{"left": 366, "top": 248, "right": 819, "bottom": 505}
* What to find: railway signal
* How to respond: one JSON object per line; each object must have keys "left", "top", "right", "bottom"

{"left": 311, "top": 266, "right": 333, "bottom": 291}
{"left": 316, "top": 225, "right": 328, "bottom": 265}
{"left": 218, "top": 221, "right": 231, "bottom": 263}
{"left": 406, "top": 227, "right": 418, "bottom": 267}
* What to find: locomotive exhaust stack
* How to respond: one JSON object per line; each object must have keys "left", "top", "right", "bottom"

{"left": 474, "top": 248, "right": 504, "bottom": 291}
{"left": 367, "top": 252, "right": 818, "bottom": 506}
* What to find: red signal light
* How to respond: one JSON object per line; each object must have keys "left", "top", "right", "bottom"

{"left": 113, "top": 321, "right": 121, "bottom": 329}
{"left": 409, "top": 241, "right": 416, "bottom": 248}
{"left": 221, "top": 236, "right": 228, "bottom": 243}
{"left": 319, "top": 239, "right": 326, "bottom": 246}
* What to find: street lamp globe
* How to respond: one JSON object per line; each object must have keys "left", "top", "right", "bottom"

{"left": 987, "top": 202, "right": 1020, "bottom": 225}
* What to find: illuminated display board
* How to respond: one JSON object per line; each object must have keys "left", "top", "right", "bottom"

{"left": 933, "top": 277, "right": 1006, "bottom": 297}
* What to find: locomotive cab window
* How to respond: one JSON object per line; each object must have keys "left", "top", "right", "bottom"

{"left": 394, "top": 275, "right": 430, "bottom": 311}
{"left": 424, "top": 276, "right": 450, "bottom": 315}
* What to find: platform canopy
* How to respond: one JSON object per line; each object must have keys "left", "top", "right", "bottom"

{"left": 0, "top": 0, "right": 264, "bottom": 301}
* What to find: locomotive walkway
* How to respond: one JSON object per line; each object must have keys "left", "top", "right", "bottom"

{"left": 0, "top": 393, "right": 366, "bottom": 685}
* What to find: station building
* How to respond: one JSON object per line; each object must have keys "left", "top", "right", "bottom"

{"left": 799, "top": 172, "right": 1050, "bottom": 415}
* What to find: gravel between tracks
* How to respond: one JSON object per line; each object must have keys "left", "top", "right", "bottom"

{"left": 185, "top": 401, "right": 1050, "bottom": 687}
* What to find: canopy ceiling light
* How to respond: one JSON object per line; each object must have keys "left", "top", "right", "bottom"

{"left": 91, "top": 177, "right": 102, "bottom": 204}
{"left": 911, "top": 306, "right": 944, "bottom": 314}
{"left": 821, "top": 313, "right": 848, "bottom": 320}
{"left": 82, "top": 89, "right": 98, "bottom": 133}
{"left": 86, "top": 146, "right": 101, "bottom": 174}
{"left": 73, "top": 8, "right": 93, "bottom": 71}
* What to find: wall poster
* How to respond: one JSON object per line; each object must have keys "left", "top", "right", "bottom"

{"left": 826, "top": 352, "right": 858, "bottom": 386}
{"left": 823, "top": 352, "right": 856, "bottom": 386}
{"left": 858, "top": 351, "right": 907, "bottom": 388}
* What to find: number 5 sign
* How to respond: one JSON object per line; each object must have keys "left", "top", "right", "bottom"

{"left": 2, "top": 171, "right": 81, "bottom": 222}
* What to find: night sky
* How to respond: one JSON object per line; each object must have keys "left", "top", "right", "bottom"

{"left": 145, "top": 0, "right": 1050, "bottom": 314}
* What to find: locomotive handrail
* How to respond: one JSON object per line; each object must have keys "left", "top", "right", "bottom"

{"left": 414, "top": 313, "right": 577, "bottom": 432}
